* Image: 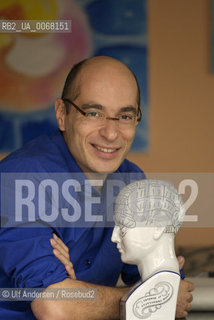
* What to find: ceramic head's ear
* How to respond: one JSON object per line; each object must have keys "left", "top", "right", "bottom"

{"left": 55, "top": 98, "right": 66, "bottom": 131}
{"left": 153, "top": 226, "right": 165, "bottom": 240}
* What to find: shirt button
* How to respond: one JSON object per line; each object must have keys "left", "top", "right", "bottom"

{"left": 85, "top": 259, "right": 91, "bottom": 266}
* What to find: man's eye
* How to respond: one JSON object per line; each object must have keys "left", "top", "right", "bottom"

{"left": 120, "top": 114, "right": 134, "bottom": 121}
{"left": 86, "top": 111, "right": 100, "bottom": 118}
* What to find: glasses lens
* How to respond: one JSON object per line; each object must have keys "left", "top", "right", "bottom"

{"left": 85, "top": 110, "right": 105, "bottom": 121}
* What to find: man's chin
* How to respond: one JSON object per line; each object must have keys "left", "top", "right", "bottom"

{"left": 82, "top": 157, "right": 124, "bottom": 179}
{"left": 90, "top": 163, "right": 121, "bottom": 175}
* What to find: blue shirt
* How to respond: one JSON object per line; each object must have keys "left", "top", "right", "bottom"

{"left": 0, "top": 130, "right": 145, "bottom": 319}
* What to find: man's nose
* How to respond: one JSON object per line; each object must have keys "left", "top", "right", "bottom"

{"left": 99, "top": 119, "right": 119, "bottom": 141}
{"left": 111, "top": 226, "right": 120, "bottom": 243}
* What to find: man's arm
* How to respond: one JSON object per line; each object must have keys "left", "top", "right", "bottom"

{"left": 47, "top": 234, "right": 194, "bottom": 319}
{"left": 31, "top": 234, "right": 128, "bottom": 320}
{"left": 31, "top": 278, "right": 128, "bottom": 320}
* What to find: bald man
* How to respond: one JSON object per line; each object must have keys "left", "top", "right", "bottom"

{"left": 0, "top": 56, "right": 194, "bottom": 319}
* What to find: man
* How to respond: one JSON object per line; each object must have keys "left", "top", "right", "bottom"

{"left": 0, "top": 56, "right": 194, "bottom": 319}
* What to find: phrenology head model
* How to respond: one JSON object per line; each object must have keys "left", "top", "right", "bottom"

{"left": 112, "top": 179, "right": 185, "bottom": 268}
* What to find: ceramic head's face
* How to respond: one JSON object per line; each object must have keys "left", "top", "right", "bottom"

{"left": 111, "top": 224, "right": 159, "bottom": 264}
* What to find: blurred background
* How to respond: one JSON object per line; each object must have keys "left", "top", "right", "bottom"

{"left": 0, "top": 0, "right": 148, "bottom": 153}
{"left": 0, "top": 0, "right": 214, "bottom": 277}
{"left": 127, "top": 0, "right": 214, "bottom": 277}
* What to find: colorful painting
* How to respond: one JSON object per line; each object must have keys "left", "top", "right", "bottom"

{"left": 0, "top": 0, "right": 148, "bottom": 153}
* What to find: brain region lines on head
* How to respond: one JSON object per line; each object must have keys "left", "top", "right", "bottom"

{"left": 114, "top": 180, "right": 184, "bottom": 233}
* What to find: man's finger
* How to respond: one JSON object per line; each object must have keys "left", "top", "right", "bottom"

{"left": 177, "top": 256, "right": 185, "bottom": 269}
{"left": 186, "top": 303, "right": 192, "bottom": 312}
{"left": 186, "top": 280, "right": 195, "bottom": 292}
{"left": 50, "top": 238, "right": 70, "bottom": 260}
{"left": 65, "top": 264, "right": 76, "bottom": 280}
{"left": 53, "top": 233, "right": 69, "bottom": 253}
{"left": 53, "top": 248, "right": 73, "bottom": 267}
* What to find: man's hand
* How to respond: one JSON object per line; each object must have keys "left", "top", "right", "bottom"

{"left": 176, "top": 256, "right": 195, "bottom": 319}
{"left": 50, "top": 233, "right": 76, "bottom": 279}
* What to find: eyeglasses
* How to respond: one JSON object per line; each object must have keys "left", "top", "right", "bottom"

{"left": 63, "top": 98, "right": 142, "bottom": 127}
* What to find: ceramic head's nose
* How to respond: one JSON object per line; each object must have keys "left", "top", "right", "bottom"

{"left": 111, "top": 225, "right": 120, "bottom": 243}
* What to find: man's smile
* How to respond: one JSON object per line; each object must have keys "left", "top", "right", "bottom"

{"left": 91, "top": 144, "right": 120, "bottom": 154}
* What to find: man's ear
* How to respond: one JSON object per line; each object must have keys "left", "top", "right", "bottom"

{"left": 55, "top": 98, "right": 66, "bottom": 131}
{"left": 153, "top": 226, "right": 165, "bottom": 240}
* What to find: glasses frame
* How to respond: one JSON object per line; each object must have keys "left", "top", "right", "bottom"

{"left": 63, "top": 98, "right": 142, "bottom": 123}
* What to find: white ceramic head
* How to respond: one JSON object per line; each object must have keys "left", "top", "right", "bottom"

{"left": 111, "top": 179, "right": 185, "bottom": 267}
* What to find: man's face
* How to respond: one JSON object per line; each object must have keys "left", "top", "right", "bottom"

{"left": 56, "top": 60, "right": 139, "bottom": 177}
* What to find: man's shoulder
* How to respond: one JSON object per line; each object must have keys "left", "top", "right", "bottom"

{"left": 118, "top": 158, "right": 144, "bottom": 174}
{"left": 0, "top": 134, "right": 57, "bottom": 172}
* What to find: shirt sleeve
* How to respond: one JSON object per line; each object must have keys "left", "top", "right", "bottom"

{"left": 0, "top": 226, "right": 69, "bottom": 289}
{"left": 0, "top": 167, "right": 70, "bottom": 289}
{"left": 121, "top": 263, "right": 141, "bottom": 286}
